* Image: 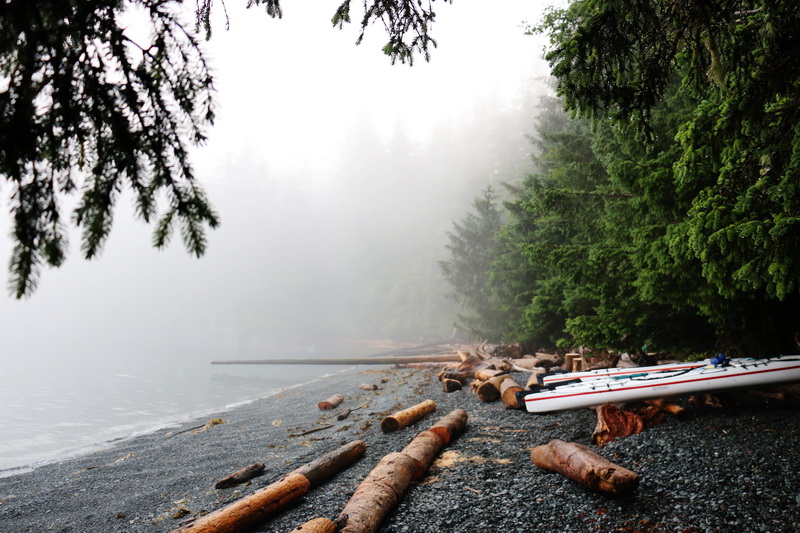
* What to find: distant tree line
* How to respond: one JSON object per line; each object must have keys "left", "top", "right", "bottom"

{"left": 440, "top": 1, "right": 800, "bottom": 356}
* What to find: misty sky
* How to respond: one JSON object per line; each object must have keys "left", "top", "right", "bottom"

{"left": 0, "top": 2, "right": 554, "bottom": 367}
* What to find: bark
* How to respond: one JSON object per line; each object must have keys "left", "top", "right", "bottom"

{"left": 172, "top": 473, "right": 311, "bottom": 533}
{"left": 530, "top": 439, "right": 639, "bottom": 496}
{"left": 500, "top": 377, "right": 523, "bottom": 409}
{"left": 337, "top": 452, "right": 421, "bottom": 533}
{"left": 290, "top": 518, "right": 337, "bottom": 533}
{"left": 380, "top": 399, "right": 437, "bottom": 433}
{"left": 214, "top": 463, "right": 266, "bottom": 489}
{"left": 401, "top": 430, "right": 446, "bottom": 474}
{"left": 288, "top": 440, "right": 367, "bottom": 488}
{"left": 318, "top": 394, "right": 344, "bottom": 411}
{"left": 427, "top": 408, "right": 469, "bottom": 446}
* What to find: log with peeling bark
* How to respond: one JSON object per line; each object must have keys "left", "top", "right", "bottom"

{"left": 290, "top": 517, "right": 337, "bottom": 533}
{"left": 318, "top": 394, "right": 344, "bottom": 410}
{"left": 427, "top": 408, "right": 468, "bottom": 446}
{"left": 500, "top": 377, "right": 523, "bottom": 409}
{"left": 591, "top": 403, "right": 647, "bottom": 446}
{"left": 337, "top": 410, "right": 468, "bottom": 533}
{"left": 172, "top": 441, "right": 366, "bottom": 533}
{"left": 475, "top": 375, "right": 509, "bottom": 402}
{"left": 530, "top": 439, "right": 639, "bottom": 496}
{"left": 442, "top": 378, "right": 462, "bottom": 392}
{"left": 214, "top": 463, "right": 266, "bottom": 489}
{"left": 380, "top": 399, "right": 437, "bottom": 433}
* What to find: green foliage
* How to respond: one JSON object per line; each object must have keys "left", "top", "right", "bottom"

{"left": 1, "top": 0, "right": 219, "bottom": 297}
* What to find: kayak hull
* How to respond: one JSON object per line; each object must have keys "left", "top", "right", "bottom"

{"left": 522, "top": 356, "right": 800, "bottom": 413}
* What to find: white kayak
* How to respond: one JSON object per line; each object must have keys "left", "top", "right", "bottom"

{"left": 521, "top": 355, "right": 800, "bottom": 413}
{"left": 540, "top": 360, "right": 708, "bottom": 386}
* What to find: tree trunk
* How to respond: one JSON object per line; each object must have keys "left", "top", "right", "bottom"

{"left": 380, "top": 399, "right": 437, "bottom": 433}
{"left": 174, "top": 441, "right": 365, "bottom": 532}
{"left": 288, "top": 440, "right": 367, "bottom": 488}
{"left": 427, "top": 408, "right": 468, "bottom": 446}
{"left": 337, "top": 409, "right": 468, "bottom": 533}
{"left": 172, "top": 473, "right": 311, "bottom": 533}
{"left": 318, "top": 394, "right": 344, "bottom": 410}
{"left": 530, "top": 439, "right": 639, "bottom": 496}
{"left": 500, "top": 377, "right": 523, "bottom": 409}
{"left": 214, "top": 463, "right": 266, "bottom": 489}
{"left": 290, "top": 518, "right": 337, "bottom": 533}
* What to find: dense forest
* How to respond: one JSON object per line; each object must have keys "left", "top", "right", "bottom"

{"left": 441, "top": 1, "right": 800, "bottom": 358}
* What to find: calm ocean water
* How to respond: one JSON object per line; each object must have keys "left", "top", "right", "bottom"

{"left": 0, "top": 357, "right": 346, "bottom": 477}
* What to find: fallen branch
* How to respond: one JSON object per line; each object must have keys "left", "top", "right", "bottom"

{"left": 214, "top": 463, "right": 266, "bottom": 489}
{"left": 289, "top": 424, "right": 334, "bottom": 437}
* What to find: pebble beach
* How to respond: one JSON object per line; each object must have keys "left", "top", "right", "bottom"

{"left": 1, "top": 364, "right": 799, "bottom": 532}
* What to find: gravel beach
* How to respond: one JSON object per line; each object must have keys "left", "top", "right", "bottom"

{"left": 1, "top": 365, "right": 799, "bottom": 532}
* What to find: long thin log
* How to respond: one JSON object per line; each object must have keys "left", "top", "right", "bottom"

{"left": 337, "top": 410, "right": 468, "bottom": 533}
{"left": 380, "top": 399, "right": 437, "bottom": 433}
{"left": 212, "top": 354, "right": 462, "bottom": 365}
{"left": 473, "top": 368, "right": 507, "bottom": 381}
{"left": 172, "top": 473, "right": 311, "bottom": 533}
{"left": 530, "top": 439, "right": 639, "bottom": 496}
{"left": 172, "top": 441, "right": 366, "bottom": 533}
{"left": 318, "top": 394, "right": 344, "bottom": 410}
{"left": 214, "top": 463, "right": 266, "bottom": 489}
{"left": 288, "top": 440, "right": 367, "bottom": 488}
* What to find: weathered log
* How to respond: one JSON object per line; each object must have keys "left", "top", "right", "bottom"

{"left": 563, "top": 353, "right": 580, "bottom": 372}
{"left": 427, "top": 408, "right": 469, "bottom": 446}
{"left": 337, "top": 410, "right": 468, "bottom": 533}
{"left": 591, "top": 403, "right": 647, "bottom": 446}
{"left": 289, "top": 424, "right": 334, "bottom": 437}
{"left": 500, "top": 377, "right": 524, "bottom": 409}
{"left": 337, "top": 452, "right": 421, "bottom": 533}
{"left": 530, "top": 439, "right": 639, "bottom": 496}
{"left": 393, "top": 362, "right": 453, "bottom": 368}
{"left": 398, "top": 430, "right": 444, "bottom": 475}
{"left": 336, "top": 408, "right": 353, "bottom": 421}
{"left": 318, "top": 394, "right": 344, "bottom": 410}
{"left": 380, "top": 399, "right": 437, "bottom": 433}
{"left": 572, "top": 357, "right": 585, "bottom": 372}
{"left": 525, "top": 369, "right": 546, "bottom": 389}
{"left": 437, "top": 368, "right": 469, "bottom": 383}
{"left": 442, "top": 378, "right": 462, "bottom": 393}
{"left": 172, "top": 473, "right": 311, "bottom": 532}
{"left": 473, "top": 368, "right": 507, "bottom": 381}
{"left": 214, "top": 463, "right": 266, "bottom": 489}
{"left": 475, "top": 375, "right": 509, "bottom": 402}
{"left": 290, "top": 517, "right": 337, "bottom": 533}
{"left": 288, "top": 440, "right": 367, "bottom": 488}
{"left": 359, "top": 383, "right": 380, "bottom": 391}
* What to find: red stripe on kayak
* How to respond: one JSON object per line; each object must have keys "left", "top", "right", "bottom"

{"left": 525, "top": 364, "right": 800, "bottom": 404}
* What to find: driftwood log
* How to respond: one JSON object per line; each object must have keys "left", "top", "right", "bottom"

{"left": 337, "top": 409, "right": 469, "bottom": 533}
{"left": 530, "top": 439, "right": 639, "bottom": 496}
{"left": 172, "top": 440, "right": 366, "bottom": 533}
{"left": 442, "top": 378, "right": 462, "bottom": 393}
{"left": 318, "top": 394, "right": 344, "bottom": 410}
{"left": 214, "top": 463, "right": 266, "bottom": 489}
{"left": 380, "top": 399, "right": 437, "bottom": 433}
{"left": 525, "top": 369, "right": 546, "bottom": 389}
{"left": 475, "top": 375, "right": 509, "bottom": 402}
{"left": 500, "top": 377, "right": 523, "bottom": 409}
{"left": 592, "top": 403, "right": 667, "bottom": 446}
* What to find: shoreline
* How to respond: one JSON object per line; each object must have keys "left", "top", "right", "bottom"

{"left": 1, "top": 365, "right": 799, "bottom": 532}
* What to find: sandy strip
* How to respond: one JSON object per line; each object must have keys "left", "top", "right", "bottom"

{"left": 1, "top": 365, "right": 799, "bottom": 532}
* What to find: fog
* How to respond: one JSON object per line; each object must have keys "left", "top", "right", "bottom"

{"left": 0, "top": 2, "right": 551, "bottom": 367}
